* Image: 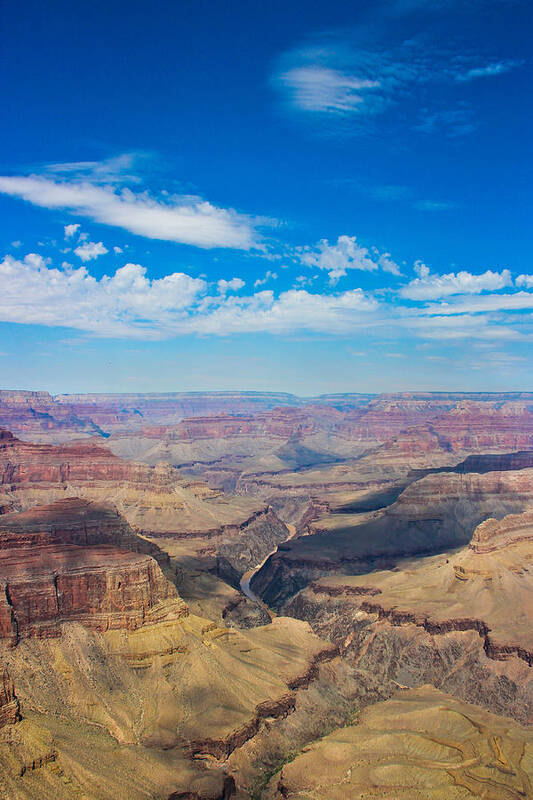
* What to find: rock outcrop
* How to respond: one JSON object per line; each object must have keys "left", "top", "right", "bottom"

{"left": 0, "top": 429, "right": 290, "bottom": 580}
{"left": 252, "top": 468, "right": 533, "bottom": 608}
{"left": 285, "top": 507, "right": 533, "bottom": 723}
{"left": 0, "top": 499, "right": 186, "bottom": 644}
{"left": 264, "top": 685, "right": 533, "bottom": 800}
{"left": 0, "top": 668, "right": 19, "bottom": 726}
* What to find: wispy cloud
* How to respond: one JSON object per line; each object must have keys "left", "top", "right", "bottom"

{"left": 422, "top": 292, "right": 533, "bottom": 315}
{"left": 0, "top": 166, "right": 260, "bottom": 250}
{"left": 455, "top": 59, "right": 521, "bottom": 82}
{"left": 254, "top": 270, "right": 278, "bottom": 287}
{"left": 415, "top": 105, "right": 477, "bottom": 137}
{"left": 272, "top": 31, "right": 519, "bottom": 136}
{"left": 340, "top": 181, "right": 458, "bottom": 212}
{"left": 276, "top": 65, "right": 382, "bottom": 115}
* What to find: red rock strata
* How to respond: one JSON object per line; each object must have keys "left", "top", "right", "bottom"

{"left": 0, "top": 499, "right": 185, "bottom": 645}
{"left": 0, "top": 428, "right": 175, "bottom": 493}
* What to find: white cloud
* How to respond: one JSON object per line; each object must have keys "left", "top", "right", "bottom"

{"left": 73, "top": 240, "right": 108, "bottom": 262}
{"left": 184, "top": 287, "right": 378, "bottom": 336}
{"left": 456, "top": 60, "right": 521, "bottom": 82}
{"left": 399, "top": 267, "right": 512, "bottom": 300}
{"left": 421, "top": 291, "right": 533, "bottom": 316}
{"left": 216, "top": 277, "right": 245, "bottom": 294}
{"left": 0, "top": 174, "right": 258, "bottom": 250}
{"left": 295, "top": 235, "right": 401, "bottom": 278}
{"left": 405, "top": 313, "right": 525, "bottom": 341}
{"left": 0, "top": 252, "right": 378, "bottom": 339}
{"left": 254, "top": 270, "right": 278, "bottom": 287}
{"left": 64, "top": 223, "right": 80, "bottom": 238}
{"left": 113, "top": 246, "right": 123, "bottom": 254}
{"left": 277, "top": 66, "right": 381, "bottom": 114}
{"left": 516, "top": 274, "right": 533, "bottom": 289}
{"left": 0, "top": 254, "right": 207, "bottom": 338}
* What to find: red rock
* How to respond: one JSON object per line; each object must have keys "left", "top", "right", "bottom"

{"left": 0, "top": 499, "right": 186, "bottom": 645}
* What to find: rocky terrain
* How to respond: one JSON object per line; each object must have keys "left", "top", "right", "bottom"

{"left": 0, "top": 428, "right": 290, "bottom": 583}
{"left": 263, "top": 685, "right": 533, "bottom": 799}
{"left": 2, "top": 390, "right": 533, "bottom": 797}
{"left": 284, "top": 507, "right": 533, "bottom": 724}
{"left": 251, "top": 467, "right": 533, "bottom": 607}
{"left": 0, "top": 499, "right": 186, "bottom": 644}
{"left": 0, "top": 488, "right": 369, "bottom": 799}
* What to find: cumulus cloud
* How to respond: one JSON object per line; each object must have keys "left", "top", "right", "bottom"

{"left": 0, "top": 174, "right": 258, "bottom": 250}
{"left": 0, "top": 254, "right": 207, "bottom": 338}
{"left": 74, "top": 240, "right": 108, "bottom": 262}
{"left": 295, "top": 235, "right": 401, "bottom": 279}
{"left": 399, "top": 266, "right": 512, "bottom": 300}
{"left": 516, "top": 274, "right": 533, "bottom": 289}
{"left": 64, "top": 223, "right": 80, "bottom": 238}
{"left": 185, "top": 287, "right": 378, "bottom": 335}
{"left": 216, "top": 277, "right": 245, "bottom": 294}
{"left": 254, "top": 270, "right": 278, "bottom": 287}
{"left": 0, "top": 253, "right": 378, "bottom": 339}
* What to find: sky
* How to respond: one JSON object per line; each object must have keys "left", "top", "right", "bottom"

{"left": 0, "top": 0, "right": 532, "bottom": 394}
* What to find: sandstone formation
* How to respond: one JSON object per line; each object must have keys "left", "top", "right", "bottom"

{"left": 0, "top": 669, "right": 19, "bottom": 727}
{"left": 0, "top": 391, "right": 105, "bottom": 442}
{"left": 0, "top": 499, "right": 186, "bottom": 644}
{"left": 0, "top": 428, "right": 290, "bottom": 580}
{"left": 0, "top": 487, "right": 370, "bottom": 799}
{"left": 252, "top": 468, "right": 533, "bottom": 608}
{"left": 2, "top": 391, "right": 533, "bottom": 798}
{"left": 264, "top": 685, "right": 533, "bottom": 800}
{"left": 286, "top": 507, "right": 533, "bottom": 723}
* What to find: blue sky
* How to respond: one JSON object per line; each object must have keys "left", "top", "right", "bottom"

{"left": 1, "top": 0, "right": 532, "bottom": 394}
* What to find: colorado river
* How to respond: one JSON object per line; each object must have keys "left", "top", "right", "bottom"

{"left": 239, "top": 523, "right": 296, "bottom": 615}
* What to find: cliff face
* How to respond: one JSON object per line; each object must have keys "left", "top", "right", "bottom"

{"left": 0, "top": 428, "right": 176, "bottom": 491}
{"left": 252, "top": 468, "right": 533, "bottom": 608}
{"left": 0, "top": 429, "right": 291, "bottom": 581}
{"left": 285, "top": 507, "right": 533, "bottom": 724}
{"left": 0, "top": 391, "right": 105, "bottom": 441}
{"left": 0, "top": 499, "right": 186, "bottom": 645}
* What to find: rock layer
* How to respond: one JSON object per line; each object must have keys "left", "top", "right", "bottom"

{"left": 264, "top": 685, "right": 533, "bottom": 800}
{"left": 252, "top": 468, "right": 533, "bottom": 607}
{"left": 286, "top": 507, "right": 533, "bottom": 723}
{"left": 0, "top": 499, "right": 185, "bottom": 644}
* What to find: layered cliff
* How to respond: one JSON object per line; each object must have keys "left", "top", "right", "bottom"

{"left": 252, "top": 468, "right": 533, "bottom": 608}
{"left": 0, "top": 499, "right": 186, "bottom": 645}
{"left": 0, "top": 429, "right": 290, "bottom": 580}
{"left": 285, "top": 507, "right": 533, "bottom": 723}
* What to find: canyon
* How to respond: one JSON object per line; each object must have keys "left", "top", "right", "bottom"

{"left": 1, "top": 390, "right": 533, "bottom": 797}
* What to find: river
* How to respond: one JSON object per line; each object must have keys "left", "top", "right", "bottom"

{"left": 239, "top": 523, "right": 296, "bottom": 616}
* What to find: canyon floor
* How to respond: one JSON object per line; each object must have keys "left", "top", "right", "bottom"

{"left": 1, "top": 389, "right": 533, "bottom": 798}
